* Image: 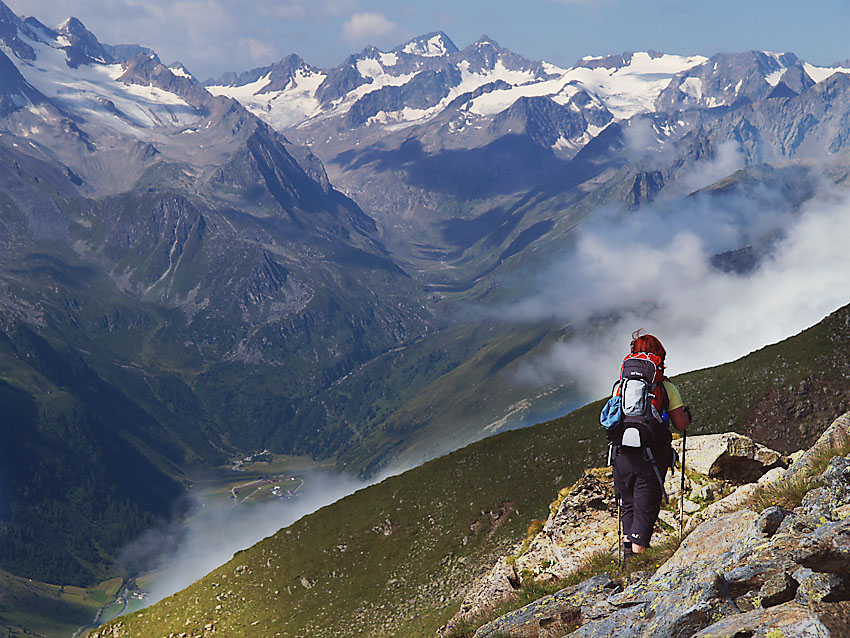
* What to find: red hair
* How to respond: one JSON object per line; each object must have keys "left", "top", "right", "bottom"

{"left": 630, "top": 329, "right": 666, "bottom": 362}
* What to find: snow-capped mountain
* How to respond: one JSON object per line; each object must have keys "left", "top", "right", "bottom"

{"left": 5, "top": 0, "right": 848, "bottom": 277}
{"left": 207, "top": 33, "right": 580, "bottom": 141}
{"left": 204, "top": 35, "right": 850, "bottom": 274}
{"left": 210, "top": 38, "right": 850, "bottom": 154}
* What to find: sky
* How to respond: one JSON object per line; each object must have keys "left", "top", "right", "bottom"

{"left": 5, "top": 0, "right": 850, "bottom": 80}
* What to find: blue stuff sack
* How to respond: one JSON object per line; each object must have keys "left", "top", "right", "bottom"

{"left": 600, "top": 395, "right": 621, "bottom": 429}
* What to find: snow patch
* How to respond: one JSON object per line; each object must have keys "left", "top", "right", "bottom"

{"left": 542, "top": 61, "right": 567, "bottom": 76}
{"left": 765, "top": 70, "right": 784, "bottom": 87}
{"left": 403, "top": 34, "right": 450, "bottom": 57}
{"left": 560, "top": 52, "right": 708, "bottom": 119}
{"left": 681, "top": 77, "right": 703, "bottom": 100}
{"left": 7, "top": 32, "right": 198, "bottom": 136}
{"left": 803, "top": 62, "right": 850, "bottom": 84}
{"left": 208, "top": 68, "right": 326, "bottom": 130}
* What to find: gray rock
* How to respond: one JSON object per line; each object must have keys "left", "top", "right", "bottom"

{"left": 693, "top": 601, "right": 850, "bottom": 637}
{"left": 471, "top": 573, "right": 619, "bottom": 638}
{"left": 672, "top": 433, "right": 784, "bottom": 482}
{"left": 722, "top": 562, "right": 776, "bottom": 598}
{"left": 795, "top": 572, "right": 850, "bottom": 604}
{"left": 792, "top": 517, "right": 850, "bottom": 574}
{"left": 452, "top": 558, "right": 521, "bottom": 624}
{"left": 566, "top": 512, "right": 762, "bottom": 637}
{"left": 785, "top": 413, "right": 850, "bottom": 481}
{"left": 758, "top": 571, "right": 798, "bottom": 607}
{"left": 756, "top": 506, "right": 788, "bottom": 537}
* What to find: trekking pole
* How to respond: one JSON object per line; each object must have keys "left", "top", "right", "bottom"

{"left": 609, "top": 444, "right": 625, "bottom": 571}
{"left": 679, "top": 428, "right": 687, "bottom": 540}
{"left": 616, "top": 481, "right": 625, "bottom": 571}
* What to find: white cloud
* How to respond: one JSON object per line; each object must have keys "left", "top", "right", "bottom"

{"left": 240, "top": 37, "right": 280, "bottom": 63}
{"left": 123, "top": 464, "right": 409, "bottom": 605}
{"left": 506, "top": 169, "right": 850, "bottom": 402}
{"left": 342, "top": 11, "right": 401, "bottom": 43}
{"left": 257, "top": 3, "right": 308, "bottom": 20}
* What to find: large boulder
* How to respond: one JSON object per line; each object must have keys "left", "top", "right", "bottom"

{"left": 472, "top": 573, "right": 620, "bottom": 638}
{"left": 784, "top": 411, "right": 850, "bottom": 480}
{"left": 673, "top": 432, "right": 785, "bottom": 482}
{"left": 444, "top": 558, "right": 521, "bottom": 627}
{"left": 692, "top": 601, "right": 850, "bottom": 637}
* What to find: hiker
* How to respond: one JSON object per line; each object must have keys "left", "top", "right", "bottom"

{"left": 602, "top": 330, "right": 691, "bottom": 555}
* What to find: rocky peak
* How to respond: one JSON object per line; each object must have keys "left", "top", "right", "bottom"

{"left": 256, "top": 54, "right": 318, "bottom": 94}
{"left": 359, "top": 45, "right": 382, "bottom": 60}
{"left": 769, "top": 63, "right": 816, "bottom": 98}
{"left": 315, "top": 54, "right": 371, "bottom": 105}
{"left": 56, "top": 15, "right": 114, "bottom": 68}
{"left": 396, "top": 31, "right": 458, "bottom": 58}
{"left": 168, "top": 61, "right": 197, "bottom": 83}
{"left": 491, "top": 93, "right": 613, "bottom": 154}
{"left": 21, "top": 16, "right": 57, "bottom": 42}
{"left": 458, "top": 36, "right": 543, "bottom": 78}
{"left": 118, "top": 52, "right": 210, "bottom": 111}
{"left": 0, "top": 1, "right": 35, "bottom": 61}
{"left": 458, "top": 35, "right": 502, "bottom": 69}
{"left": 657, "top": 50, "right": 802, "bottom": 113}
{"left": 205, "top": 54, "right": 315, "bottom": 92}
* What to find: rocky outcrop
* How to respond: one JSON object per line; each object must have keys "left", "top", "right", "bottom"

{"left": 672, "top": 431, "right": 786, "bottom": 482}
{"left": 452, "top": 412, "right": 850, "bottom": 638}
{"left": 473, "top": 574, "right": 621, "bottom": 638}
{"left": 517, "top": 471, "right": 619, "bottom": 581}
{"left": 443, "top": 470, "right": 621, "bottom": 630}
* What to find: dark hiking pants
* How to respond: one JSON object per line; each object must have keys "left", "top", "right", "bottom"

{"left": 613, "top": 448, "right": 667, "bottom": 547}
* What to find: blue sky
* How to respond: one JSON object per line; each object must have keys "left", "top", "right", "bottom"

{"left": 6, "top": 0, "right": 850, "bottom": 80}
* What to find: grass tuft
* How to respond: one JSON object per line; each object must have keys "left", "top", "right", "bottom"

{"left": 748, "top": 476, "right": 820, "bottom": 511}
{"left": 747, "top": 437, "right": 850, "bottom": 512}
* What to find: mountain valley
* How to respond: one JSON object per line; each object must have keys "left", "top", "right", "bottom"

{"left": 0, "top": 2, "right": 850, "bottom": 635}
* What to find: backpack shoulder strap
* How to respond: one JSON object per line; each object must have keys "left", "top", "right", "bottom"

{"left": 656, "top": 379, "right": 669, "bottom": 411}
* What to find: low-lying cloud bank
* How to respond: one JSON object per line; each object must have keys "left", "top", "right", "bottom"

{"left": 122, "top": 467, "right": 398, "bottom": 606}
{"left": 510, "top": 169, "right": 850, "bottom": 398}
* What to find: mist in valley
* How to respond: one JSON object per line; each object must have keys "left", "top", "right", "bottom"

{"left": 509, "top": 145, "right": 850, "bottom": 399}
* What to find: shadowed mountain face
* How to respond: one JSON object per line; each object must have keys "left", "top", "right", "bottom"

{"left": 0, "top": 2, "right": 436, "bottom": 588}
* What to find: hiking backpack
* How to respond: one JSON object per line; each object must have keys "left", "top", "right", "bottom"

{"left": 600, "top": 352, "right": 669, "bottom": 449}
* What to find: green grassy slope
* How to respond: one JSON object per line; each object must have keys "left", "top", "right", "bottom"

{"left": 92, "top": 302, "right": 850, "bottom": 638}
